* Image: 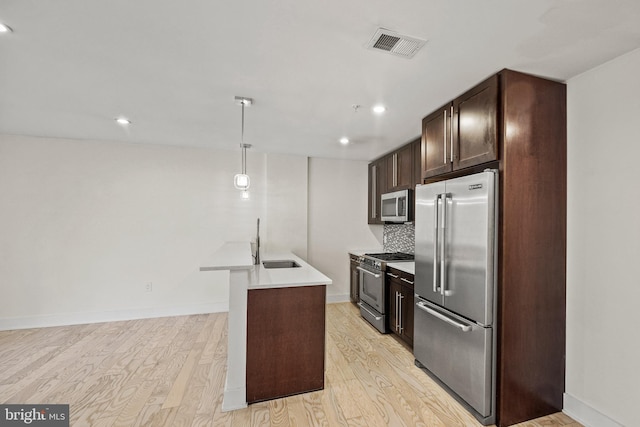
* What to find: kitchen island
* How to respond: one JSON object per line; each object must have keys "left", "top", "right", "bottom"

{"left": 200, "top": 242, "right": 332, "bottom": 411}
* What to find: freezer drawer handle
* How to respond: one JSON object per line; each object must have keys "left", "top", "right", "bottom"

{"left": 416, "top": 301, "right": 472, "bottom": 332}
{"left": 357, "top": 266, "right": 381, "bottom": 278}
{"left": 357, "top": 302, "right": 382, "bottom": 321}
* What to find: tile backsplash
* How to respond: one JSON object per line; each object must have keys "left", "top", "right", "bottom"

{"left": 383, "top": 223, "right": 415, "bottom": 254}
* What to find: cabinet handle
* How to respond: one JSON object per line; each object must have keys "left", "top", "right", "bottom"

{"left": 393, "top": 153, "right": 397, "bottom": 187}
{"left": 450, "top": 105, "right": 454, "bottom": 162}
{"left": 398, "top": 292, "right": 403, "bottom": 333}
{"left": 443, "top": 110, "right": 447, "bottom": 164}
{"left": 372, "top": 165, "right": 377, "bottom": 218}
{"left": 387, "top": 272, "right": 399, "bottom": 279}
{"left": 401, "top": 277, "right": 414, "bottom": 285}
{"left": 395, "top": 292, "right": 399, "bottom": 331}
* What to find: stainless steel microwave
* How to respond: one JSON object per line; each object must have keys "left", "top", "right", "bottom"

{"left": 381, "top": 189, "right": 411, "bottom": 222}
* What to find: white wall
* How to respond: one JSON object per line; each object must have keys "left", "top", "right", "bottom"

{"left": 264, "top": 154, "right": 308, "bottom": 258}
{"left": 0, "top": 134, "right": 380, "bottom": 328}
{"left": 0, "top": 135, "right": 308, "bottom": 329}
{"left": 565, "top": 47, "right": 640, "bottom": 427}
{"left": 308, "top": 157, "right": 382, "bottom": 302}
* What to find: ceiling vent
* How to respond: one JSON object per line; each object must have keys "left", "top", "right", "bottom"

{"left": 366, "top": 28, "right": 427, "bottom": 59}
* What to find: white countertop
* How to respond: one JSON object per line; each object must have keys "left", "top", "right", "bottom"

{"left": 200, "top": 242, "right": 332, "bottom": 289}
{"left": 387, "top": 261, "right": 415, "bottom": 275}
{"left": 200, "top": 241, "right": 254, "bottom": 271}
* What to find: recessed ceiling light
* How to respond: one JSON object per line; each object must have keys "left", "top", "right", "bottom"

{"left": 372, "top": 105, "right": 387, "bottom": 114}
{"left": 339, "top": 137, "right": 349, "bottom": 145}
{"left": 0, "top": 23, "right": 13, "bottom": 33}
{"left": 115, "top": 117, "right": 131, "bottom": 125}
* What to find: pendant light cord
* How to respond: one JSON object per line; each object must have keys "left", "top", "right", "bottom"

{"left": 241, "top": 102, "right": 246, "bottom": 174}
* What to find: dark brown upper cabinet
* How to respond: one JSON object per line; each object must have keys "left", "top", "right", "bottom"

{"left": 421, "top": 104, "right": 452, "bottom": 178}
{"left": 385, "top": 143, "right": 414, "bottom": 191}
{"left": 413, "top": 138, "right": 422, "bottom": 187}
{"left": 422, "top": 75, "right": 499, "bottom": 180}
{"left": 453, "top": 75, "right": 499, "bottom": 170}
{"left": 369, "top": 138, "right": 421, "bottom": 224}
{"left": 367, "top": 158, "right": 385, "bottom": 224}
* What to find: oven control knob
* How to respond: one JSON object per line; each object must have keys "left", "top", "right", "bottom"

{"left": 375, "top": 261, "right": 381, "bottom": 269}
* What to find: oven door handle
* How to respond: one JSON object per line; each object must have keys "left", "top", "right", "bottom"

{"left": 357, "top": 302, "right": 382, "bottom": 320}
{"left": 357, "top": 266, "right": 381, "bottom": 279}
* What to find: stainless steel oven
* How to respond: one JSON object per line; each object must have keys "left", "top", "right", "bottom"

{"left": 357, "top": 252, "right": 414, "bottom": 333}
{"left": 358, "top": 262, "right": 386, "bottom": 332}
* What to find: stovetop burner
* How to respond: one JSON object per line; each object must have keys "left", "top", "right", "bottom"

{"left": 364, "top": 252, "right": 414, "bottom": 261}
{"left": 359, "top": 252, "right": 414, "bottom": 270}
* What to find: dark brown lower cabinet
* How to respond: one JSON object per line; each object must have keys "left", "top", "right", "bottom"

{"left": 349, "top": 254, "right": 360, "bottom": 304}
{"left": 246, "top": 285, "right": 326, "bottom": 404}
{"left": 387, "top": 268, "right": 414, "bottom": 347}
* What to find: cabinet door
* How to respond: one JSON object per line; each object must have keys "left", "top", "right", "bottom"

{"left": 368, "top": 160, "right": 384, "bottom": 224}
{"left": 413, "top": 138, "right": 422, "bottom": 187}
{"left": 388, "top": 279, "right": 402, "bottom": 334}
{"left": 246, "top": 286, "right": 326, "bottom": 403}
{"left": 453, "top": 75, "right": 499, "bottom": 170}
{"left": 350, "top": 257, "right": 360, "bottom": 303}
{"left": 422, "top": 104, "right": 453, "bottom": 179}
{"left": 400, "top": 283, "right": 414, "bottom": 346}
{"left": 396, "top": 143, "right": 414, "bottom": 189}
{"left": 385, "top": 153, "right": 396, "bottom": 191}
{"left": 376, "top": 158, "right": 386, "bottom": 200}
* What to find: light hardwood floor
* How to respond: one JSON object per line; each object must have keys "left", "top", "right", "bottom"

{"left": 0, "top": 303, "right": 581, "bottom": 427}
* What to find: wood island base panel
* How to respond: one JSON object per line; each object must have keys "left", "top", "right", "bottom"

{"left": 246, "top": 285, "right": 326, "bottom": 404}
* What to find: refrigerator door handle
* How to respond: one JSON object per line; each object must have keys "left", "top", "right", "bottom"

{"left": 433, "top": 194, "right": 441, "bottom": 293}
{"left": 440, "top": 193, "right": 448, "bottom": 296}
{"left": 416, "top": 301, "right": 472, "bottom": 332}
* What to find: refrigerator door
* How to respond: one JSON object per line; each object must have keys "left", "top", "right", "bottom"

{"left": 414, "top": 297, "right": 493, "bottom": 419}
{"left": 415, "top": 181, "right": 446, "bottom": 306}
{"left": 442, "top": 171, "right": 497, "bottom": 326}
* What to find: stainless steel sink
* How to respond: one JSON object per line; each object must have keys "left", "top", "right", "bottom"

{"left": 262, "top": 260, "right": 301, "bottom": 269}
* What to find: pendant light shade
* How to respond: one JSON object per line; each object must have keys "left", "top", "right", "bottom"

{"left": 233, "top": 97, "right": 253, "bottom": 192}
{"left": 234, "top": 172, "right": 250, "bottom": 190}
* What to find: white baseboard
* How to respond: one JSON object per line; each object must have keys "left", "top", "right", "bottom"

{"left": 326, "top": 293, "right": 350, "bottom": 303}
{"left": 0, "top": 302, "right": 229, "bottom": 331}
{"left": 222, "top": 386, "right": 247, "bottom": 412}
{"left": 563, "top": 393, "right": 623, "bottom": 427}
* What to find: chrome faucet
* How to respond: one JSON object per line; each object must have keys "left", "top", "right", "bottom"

{"left": 254, "top": 218, "right": 260, "bottom": 265}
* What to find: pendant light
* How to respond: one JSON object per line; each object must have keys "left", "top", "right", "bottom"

{"left": 233, "top": 96, "right": 253, "bottom": 191}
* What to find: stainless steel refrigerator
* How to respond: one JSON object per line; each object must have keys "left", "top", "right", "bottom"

{"left": 414, "top": 170, "right": 498, "bottom": 425}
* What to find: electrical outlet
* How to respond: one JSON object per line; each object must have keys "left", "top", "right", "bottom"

{"left": 145, "top": 282, "right": 153, "bottom": 292}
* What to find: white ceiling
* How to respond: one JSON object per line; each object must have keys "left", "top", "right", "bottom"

{"left": 1, "top": 0, "right": 639, "bottom": 161}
